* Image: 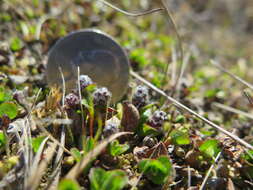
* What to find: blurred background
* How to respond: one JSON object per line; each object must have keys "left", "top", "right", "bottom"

{"left": 0, "top": 0, "right": 253, "bottom": 110}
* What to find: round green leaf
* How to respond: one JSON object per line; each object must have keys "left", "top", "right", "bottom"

{"left": 0, "top": 102, "right": 18, "bottom": 119}
{"left": 58, "top": 179, "right": 81, "bottom": 190}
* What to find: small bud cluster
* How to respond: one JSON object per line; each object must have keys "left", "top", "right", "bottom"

{"left": 132, "top": 85, "right": 149, "bottom": 108}
{"left": 65, "top": 75, "right": 93, "bottom": 109}
{"left": 93, "top": 87, "right": 112, "bottom": 106}
{"left": 103, "top": 122, "right": 119, "bottom": 138}
{"left": 79, "top": 75, "right": 93, "bottom": 90}
{"left": 65, "top": 93, "right": 80, "bottom": 108}
{"left": 148, "top": 110, "right": 167, "bottom": 128}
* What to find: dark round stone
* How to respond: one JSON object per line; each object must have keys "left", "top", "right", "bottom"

{"left": 46, "top": 29, "right": 129, "bottom": 102}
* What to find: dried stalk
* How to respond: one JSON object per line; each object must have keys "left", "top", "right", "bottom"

{"left": 130, "top": 70, "right": 253, "bottom": 150}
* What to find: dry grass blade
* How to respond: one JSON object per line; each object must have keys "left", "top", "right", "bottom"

{"left": 47, "top": 127, "right": 66, "bottom": 190}
{"left": 187, "top": 165, "right": 191, "bottom": 188}
{"left": 59, "top": 67, "right": 66, "bottom": 106}
{"left": 243, "top": 89, "right": 253, "bottom": 106}
{"left": 23, "top": 117, "right": 33, "bottom": 188}
{"left": 98, "top": 0, "right": 164, "bottom": 17}
{"left": 37, "top": 125, "right": 72, "bottom": 155}
{"left": 29, "top": 137, "right": 49, "bottom": 176}
{"left": 25, "top": 142, "right": 57, "bottom": 190}
{"left": 65, "top": 132, "right": 132, "bottom": 180}
{"left": 77, "top": 66, "right": 86, "bottom": 137}
{"left": 130, "top": 70, "right": 253, "bottom": 150}
{"left": 35, "top": 16, "right": 55, "bottom": 40}
{"left": 199, "top": 151, "right": 222, "bottom": 190}
{"left": 211, "top": 59, "right": 253, "bottom": 90}
{"left": 0, "top": 169, "right": 24, "bottom": 189}
{"left": 170, "top": 46, "right": 177, "bottom": 87}
{"left": 176, "top": 51, "right": 191, "bottom": 91}
{"left": 212, "top": 102, "right": 253, "bottom": 120}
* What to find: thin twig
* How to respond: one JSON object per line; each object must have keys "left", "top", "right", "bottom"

{"left": 47, "top": 126, "right": 65, "bottom": 190}
{"left": 211, "top": 59, "right": 253, "bottom": 90}
{"left": 176, "top": 51, "right": 191, "bottom": 91}
{"left": 199, "top": 151, "right": 222, "bottom": 190}
{"left": 212, "top": 102, "right": 253, "bottom": 120}
{"left": 98, "top": 0, "right": 164, "bottom": 17}
{"left": 243, "top": 89, "right": 253, "bottom": 106}
{"left": 188, "top": 165, "right": 191, "bottom": 188}
{"left": 161, "top": 0, "right": 184, "bottom": 87}
{"left": 170, "top": 45, "right": 177, "bottom": 87}
{"left": 37, "top": 125, "right": 72, "bottom": 155}
{"left": 130, "top": 70, "right": 253, "bottom": 150}
{"left": 59, "top": 67, "right": 66, "bottom": 106}
{"left": 77, "top": 67, "right": 86, "bottom": 137}
{"left": 35, "top": 16, "right": 55, "bottom": 40}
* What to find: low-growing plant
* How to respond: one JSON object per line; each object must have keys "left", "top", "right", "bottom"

{"left": 138, "top": 156, "right": 172, "bottom": 184}
{"left": 89, "top": 167, "right": 128, "bottom": 190}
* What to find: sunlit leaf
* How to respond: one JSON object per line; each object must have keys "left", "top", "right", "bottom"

{"left": 0, "top": 88, "right": 12, "bottom": 103}
{"left": 0, "top": 102, "right": 18, "bottom": 119}
{"left": 89, "top": 168, "right": 128, "bottom": 190}
{"left": 71, "top": 148, "right": 82, "bottom": 162}
{"left": 0, "top": 132, "right": 6, "bottom": 148}
{"left": 199, "top": 139, "right": 220, "bottom": 158}
{"left": 10, "top": 37, "right": 23, "bottom": 51}
{"left": 170, "top": 129, "right": 190, "bottom": 145}
{"left": 58, "top": 179, "right": 81, "bottom": 190}
{"left": 138, "top": 156, "right": 172, "bottom": 184}
{"left": 138, "top": 123, "right": 160, "bottom": 137}
{"left": 31, "top": 136, "right": 46, "bottom": 153}
{"left": 109, "top": 140, "right": 129, "bottom": 156}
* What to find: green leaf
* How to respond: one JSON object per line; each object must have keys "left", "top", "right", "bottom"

{"left": 102, "top": 170, "right": 128, "bottom": 190}
{"left": 70, "top": 148, "right": 82, "bottom": 162}
{"left": 130, "top": 48, "right": 147, "bottom": 68}
{"left": 241, "top": 150, "right": 253, "bottom": 164}
{"left": 10, "top": 37, "right": 23, "bottom": 51}
{"left": 174, "top": 115, "right": 185, "bottom": 123}
{"left": 89, "top": 168, "right": 128, "bottom": 190}
{"left": 0, "top": 131, "right": 6, "bottom": 148}
{"left": 139, "top": 123, "right": 160, "bottom": 137}
{"left": 58, "top": 179, "right": 81, "bottom": 190}
{"left": 200, "top": 129, "right": 216, "bottom": 136}
{"left": 139, "top": 109, "right": 152, "bottom": 124}
{"left": 138, "top": 156, "right": 172, "bottom": 184}
{"left": 170, "top": 130, "right": 190, "bottom": 145}
{"left": 109, "top": 140, "right": 129, "bottom": 156}
{"left": 199, "top": 139, "right": 220, "bottom": 158}
{"left": 89, "top": 168, "right": 107, "bottom": 190}
{"left": 85, "top": 84, "right": 97, "bottom": 92}
{"left": 31, "top": 136, "right": 46, "bottom": 153}
{"left": 84, "top": 137, "right": 95, "bottom": 154}
{"left": 0, "top": 102, "right": 18, "bottom": 119}
{"left": 0, "top": 88, "right": 12, "bottom": 103}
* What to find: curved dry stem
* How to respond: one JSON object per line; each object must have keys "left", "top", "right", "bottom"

{"left": 98, "top": 0, "right": 164, "bottom": 17}
{"left": 160, "top": 0, "right": 184, "bottom": 89}
{"left": 99, "top": 0, "right": 184, "bottom": 92}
